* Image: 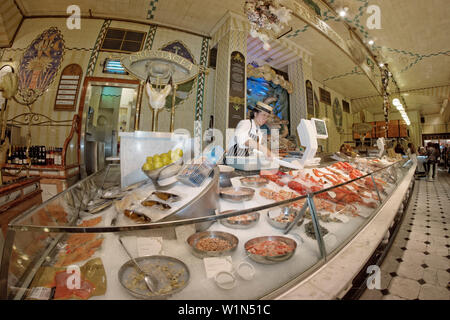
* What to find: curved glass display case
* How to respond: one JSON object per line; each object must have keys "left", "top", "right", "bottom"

{"left": 0, "top": 158, "right": 413, "bottom": 300}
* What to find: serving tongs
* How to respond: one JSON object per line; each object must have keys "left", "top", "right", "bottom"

{"left": 118, "top": 237, "right": 158, "bottom": 293}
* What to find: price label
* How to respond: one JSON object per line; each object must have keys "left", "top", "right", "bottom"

{"left": 203, "top": 256, "right": 233, "bottom": 279}
{"left": 137, "top": 237, "right": 162, "bottom": 256}
{"left": 328, "top": 191, "right": 336, "bottom": 198}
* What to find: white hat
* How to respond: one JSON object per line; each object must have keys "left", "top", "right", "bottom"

{"left": 254, "top": 101, "right": 273, "bottom": 114}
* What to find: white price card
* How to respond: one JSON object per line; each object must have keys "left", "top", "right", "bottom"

{"left": 203, "top": 256, "right": 233, "bottom": 279}
{"left": 175, "top": 224, "right": 197, "bottom": 243}
{"left": 328, "top": 191, "right": 336, "bottom": 198}
{"left": 137, "top": 237, "right": 162, "bottom": 256}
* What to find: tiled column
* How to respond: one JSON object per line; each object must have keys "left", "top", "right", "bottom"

{"left": 212, "top": 16, "right": 247, "bottom": 149}
{"left": 287, "top": 58, "right": 307, "bottom": 136}
{"left": 194, "top": 37, "right": 210, "bottom": 153}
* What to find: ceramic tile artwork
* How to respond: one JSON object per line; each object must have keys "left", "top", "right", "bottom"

{"left": 360, "top": 170, "right": 450, "bottom": 300}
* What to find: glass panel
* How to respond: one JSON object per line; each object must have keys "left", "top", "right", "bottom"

{"left": 101, "top": 39, "right": 122, "bottom": 50}
{"left": 312, "top": 180, "right": 379, "bottom": 256}
{"left": 371, "top": 166, "right": 398, "bottom": 203}
{"left": 105, "top": 28, "right": 125, "bottom": 40}
{"left": 124, "top": 31, "right": 145, "bottom": 42}
{"left": 121, "top": 41, "right": 141, "bottom": 52}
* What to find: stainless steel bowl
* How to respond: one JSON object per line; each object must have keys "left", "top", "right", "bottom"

{"left": 118, "top": 255, "right": 190, "bottom": 300}
{"left": 187, "top": 231, "right": 238, "bottom": 258}
{"left": 219, "top": 210, "right": 260, "bottom": 229}
{"left": 219, "top": 187, "right": 255, "bottom": 203}
{"left": 244, "top": 236, "right": 297, "bottom": 264}
{"left": 239, "top": 177, "right": 268, "bottom": 188}
{"left": 142, "top": 159, "right": 183, "bottom": 181}
{"left": 266, "top": 206, "right": 303, "bottom": 230}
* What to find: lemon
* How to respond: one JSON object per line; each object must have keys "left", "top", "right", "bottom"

{"left": 161, "top": 154, "right": 171, "bottom": 166}
{"left": 153, "top": 160, "right": 163, "bottom": 169}
{"left": 174, "top": 148, "right": 183, "bottom": 157}
{"left": 142, "top": 162, "right": 153, "bottom": 171}
{"left": 146, "top": 156, "right": 153, "bottom": 163}
{"left": 171, "top": 153, "right": 181, "bottom": 162}
{"left": 153, "top": 154, "right": 161, "bottom": 162}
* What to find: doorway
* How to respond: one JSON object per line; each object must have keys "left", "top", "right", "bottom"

{"left": 79, "top": 77, "right": 142, "bottom": 175}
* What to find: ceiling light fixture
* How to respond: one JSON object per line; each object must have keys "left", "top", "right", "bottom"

{"left": 368, "top": 40, "right": 374, "bottom": 45}
{"left": 379, "top": 63, "right": 384, "bottom": 67}
{"left": 392, "top": 98, "right": 401, "bottom": 106}
{"left": 339, "top": 10, "right": 346, "bottom": 17}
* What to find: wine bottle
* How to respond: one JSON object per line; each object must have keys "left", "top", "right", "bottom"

{"left": 7, "top": 147, "right": 12, "bottom": 164}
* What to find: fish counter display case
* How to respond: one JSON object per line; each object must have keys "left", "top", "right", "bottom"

{"left": 0, "top": 158, "right": 415, "bottom": 300}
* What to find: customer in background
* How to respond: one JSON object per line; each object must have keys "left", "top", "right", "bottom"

{"left": 418, "top": 146, "right": 426, "bottom": 155}
{"left": 447, "top": 145, "right": 450, "bottom": 173}
{"left": 426, "top": 142, "right": 438, "bottom": 181}
{"left": 395, "top": 142, "right": 405, "bottom": 155}
{"left": 407, "top": 143, "right": 417, "bottom": 164}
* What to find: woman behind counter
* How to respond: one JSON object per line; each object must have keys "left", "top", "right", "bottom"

{"left": 227, "top": 101, "right": 273, "bottom": 158}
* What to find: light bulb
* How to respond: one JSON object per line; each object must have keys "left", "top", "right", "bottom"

{"left": 339, "top": 10, "right": 346, "bottom": 17}
{"left": 392, "top": 98, "right": 401, "bottom": 106}
{"left": 368, "top": 40, "right": 374, "bottom": 45}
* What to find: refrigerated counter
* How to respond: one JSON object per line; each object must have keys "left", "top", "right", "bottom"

{"left": 0, "top": 158, "right": 416, "bottom": 300}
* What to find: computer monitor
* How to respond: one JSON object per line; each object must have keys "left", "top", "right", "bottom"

{"left": 311, "top": 118, "right": 328, "bottom": 139}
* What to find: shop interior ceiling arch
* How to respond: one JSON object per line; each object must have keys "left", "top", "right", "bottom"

{"left": 16, "top": 27, "right": 65, "bottom": 106}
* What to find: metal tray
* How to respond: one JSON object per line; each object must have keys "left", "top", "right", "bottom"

{"left": 219, "top": 210, "right": 260, "bottom": 229}
{"left": 187, "top": 231, "right": 238, "bottom": 258}
{"left": 267, "top": 207, "right": 304, "bottom": 230}
{"left": 118, "top": 255, "right": 190, "bottom": 300}
{"left": 244, "top": 236, "right": 297, "bottom": 264}
{"left": 219, "top": 187, "right": 255, "bottom": 203}
{"left": 239, "top": 177, "right": 269, "bottom": 188}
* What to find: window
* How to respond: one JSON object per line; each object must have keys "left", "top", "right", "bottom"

{"left": 103, "top": 59, "right": 128, "bottom": 75}
{"left": 319, "top": 87, "right": 331, "bottom": 105}
{"left": 100, "top": 28, "right": 146, "bottom": 53}
{"left": 342, "top": 100, "right": 350, "bottom": 113}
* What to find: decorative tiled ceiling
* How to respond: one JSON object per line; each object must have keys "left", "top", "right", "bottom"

{"left": 6, "top": 0, "right": 450, "bottom": 116}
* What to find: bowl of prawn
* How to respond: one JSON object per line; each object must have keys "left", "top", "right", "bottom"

{"left": 244, "top": 236, "right": 297, "bottom": 264}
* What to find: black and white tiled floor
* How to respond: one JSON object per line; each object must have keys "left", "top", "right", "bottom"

{"left": 360, "top": 169, "right": 450, "bottom": 300}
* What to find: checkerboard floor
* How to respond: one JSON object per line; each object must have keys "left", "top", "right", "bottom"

{"left": 360, "top": 168, "right": 450, "bottom": 300}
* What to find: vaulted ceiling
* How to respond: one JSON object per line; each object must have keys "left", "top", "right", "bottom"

{"left": 1, "top": 0, "right": 449, "bottom": 118}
